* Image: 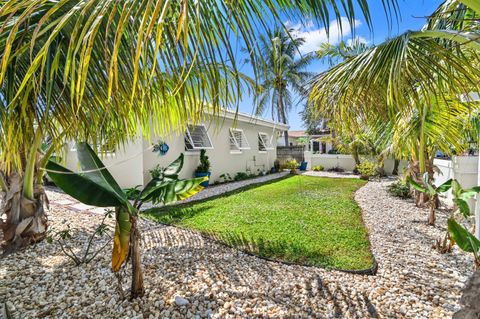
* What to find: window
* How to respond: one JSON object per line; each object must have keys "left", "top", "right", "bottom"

{"left": 185, "top": 124, "right": 213, "bottom": 151}
{"left": 229, "top": 128, "right": 250, "bottom": 152}
{"left": 258, "top": 132, "right": 273, "bottom": 151}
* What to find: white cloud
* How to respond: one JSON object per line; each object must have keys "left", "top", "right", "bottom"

{"left": 286, "top": 17, "right": 363, "bottom": 55}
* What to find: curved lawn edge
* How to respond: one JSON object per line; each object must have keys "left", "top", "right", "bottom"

{"left": 141, "top": 175, "right": 378, "bottom": 275}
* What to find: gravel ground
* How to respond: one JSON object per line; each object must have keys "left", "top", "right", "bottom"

{"left": 0, "top": 177, "right": 475, "bottom": 318}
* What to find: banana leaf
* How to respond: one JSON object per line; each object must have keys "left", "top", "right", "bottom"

{"left": 448, "top": 218, "right": 480, "bottom": 253}
{"left": 406, "top": 176, "right": 428, "bottom": 194}
{"left": 163, "top": 154, "right": 184, "bottom": 176}
{"left": 112, "top": 206, "right": 132, "bottom": 272}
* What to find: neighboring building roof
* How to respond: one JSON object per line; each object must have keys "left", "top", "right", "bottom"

{"left": 288, "top": 130, "right": 307, "bottom": 138}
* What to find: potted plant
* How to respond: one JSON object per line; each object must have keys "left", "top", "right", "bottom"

{"left": 195, "top": 149, "right": 211, "bottom": 187}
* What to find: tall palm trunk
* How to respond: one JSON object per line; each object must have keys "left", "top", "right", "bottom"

{"left": 392, "top": 159, "right": 400, "bottom": 175}
{"left": 1, "top": 134, "right": 48, "bottom": 254}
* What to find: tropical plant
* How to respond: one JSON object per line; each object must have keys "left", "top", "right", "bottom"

{"left": 313, "top": 165, "right": 324, "bottom": 172}
{"left": 387, "top": 180, "right": 411, "bottom": 199}
{"left": 284, "top": 159, "right": 300, "bottom": 173}
{"left": 253, "top": 27, "right": 316, "bottom": 146}
{"left": 447, "top": 180, "right": 480, "bottom": 267}
{"left": 195, "top": 149, "right": 211, "bottom": 174}
{"left": 46, "top": 210, "right": 114, "bottom": 266}
{"left": 407, "top": 173, "right": 453, "bottom": 225}
{"left": 46, "top": 144, "right": 207, "bottom": 298}
{"left": 0, "top": 0, "right": 394, "bottom": 254}
{"left": 357, "top": 161, "right": 377, "bottom": 180}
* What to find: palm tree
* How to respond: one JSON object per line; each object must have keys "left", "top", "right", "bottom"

{"left": 254, "top": 27, "right": 316, "bottom": 146}
{"left": 308, "top": 0, "right": 480, "bottom": 214}
{"left": 0, "top": 0, "right": 398, "bottom": 297}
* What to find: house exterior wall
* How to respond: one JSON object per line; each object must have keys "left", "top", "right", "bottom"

{"left": 65, "top": 113, "right": 286, "bottom": 188}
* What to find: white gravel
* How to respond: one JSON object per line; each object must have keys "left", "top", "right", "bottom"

{"left": 0, "top": 176, "right": 475, "bottom": 318}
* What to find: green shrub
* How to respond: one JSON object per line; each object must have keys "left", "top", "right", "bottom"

{"left": 387, "top": 181, "right": 411, "bottom": 199}
{"left": 357, "top": 161, "right": 377, "bottom": 179}
{"left": 195, "top": 149, "right": 211, "bottom": 174}
{"left": 312, "top": 165, "right": 324, "bottom": 172}
{"left": 234, "top": 172, "right": 250, "bottom": 181}
{"left": 284, "top": 159, "right": 299, "bottom": 170}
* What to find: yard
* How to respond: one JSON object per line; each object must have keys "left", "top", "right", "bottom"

{"left": 143, "top": 175, "right": 373, "bottom": 271}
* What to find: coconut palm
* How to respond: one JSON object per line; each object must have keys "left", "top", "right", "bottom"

{"left": 0, "top": 0, "right": 400, "bottom": 297}
{"left": 308, "top": 0, "right": 480, "bottom": 216}
{"left": 254, "top": 27, "right": 316, "bottom": 146}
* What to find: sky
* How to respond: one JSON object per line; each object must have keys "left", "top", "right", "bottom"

{"left": 236, "top": 0, "right": 444, "bottom": 131}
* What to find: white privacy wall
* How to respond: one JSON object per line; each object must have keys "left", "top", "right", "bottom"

{"left": 304, "top": 152, "right": 408, "bottom": 174}
{"left": 434, "top": 156, "right": 478, "bottom": 210}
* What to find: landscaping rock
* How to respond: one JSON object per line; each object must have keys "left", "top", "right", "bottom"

{"left": 0, "top": 177, "right": 474, "bottom": 318}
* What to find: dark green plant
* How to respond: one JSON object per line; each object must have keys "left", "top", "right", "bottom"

{"left": 234, "top": 172, "right": 250, "bottom": 181}
{"left": 387, "top": 181, "right": 411, "bottom": 199}
{"left": 195, "top": 149, "right": 211, "bottom": 174}
{"left": 407, "top": 173, "right": 452, "bottom": 225}
{"left": 219, "top": 173, "right": 233, "bottom": 183}
{"left": 47, "top": 143, "right": 207, "bottom": 298}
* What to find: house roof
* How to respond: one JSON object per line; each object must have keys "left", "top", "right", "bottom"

{"left": 216, "top": 108, "right": 290, "bottom": 131}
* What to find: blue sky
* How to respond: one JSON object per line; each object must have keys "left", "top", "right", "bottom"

{"left": 236, "top": 1, "right": 444, "bottom": 130}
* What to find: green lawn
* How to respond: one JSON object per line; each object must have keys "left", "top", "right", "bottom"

{"left": 142, "top": 175, "right": 374, "bottom": 270}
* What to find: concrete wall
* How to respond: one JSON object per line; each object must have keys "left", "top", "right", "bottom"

{"left": 66, "top": 116, "right": 283, "bottom": 188}
{"left": 65, "top": 138, "right": 145, "bottom": 189}
{"left": 303, "top": 152, "right": 407, "bottom": 174}
{"left": 434, "top": 156, "right": 478, "bottom": 210}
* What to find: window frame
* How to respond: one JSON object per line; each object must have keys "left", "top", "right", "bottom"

{"left": 258, "top": 132, "right": 274, "bottom": 151}
{"left": 229, "top": 128, "right": 250, "bottom": 152}
{"left": 185, "top": 124, "right": 214, "bottom": 151}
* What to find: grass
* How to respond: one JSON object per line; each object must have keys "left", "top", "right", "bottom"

{"left": 142, "top": 175, "right": 373, "bottom": 271}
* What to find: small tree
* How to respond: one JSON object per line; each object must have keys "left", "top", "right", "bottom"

{"left": 47, "top": 144, "right": 207, "bottom": 298}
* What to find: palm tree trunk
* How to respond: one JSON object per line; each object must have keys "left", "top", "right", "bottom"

{"left": 392, "top": 159, "right": 400, "bottom": 175}
{"left": 1, "top": 172, "right": 48, "bottom": 254}
{"left": 428, "top": 199, "right": 436, "bottom": 226}
{"left": 1, "top": 133, "right": 48, "bottom": 254}
{"left": 130, "top": 216, "right": 144, "bottom": 299}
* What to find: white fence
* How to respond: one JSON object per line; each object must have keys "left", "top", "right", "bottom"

{"left": 303, "top": 152, "right": 407, "bottom": 174}
{"left": 434, "top": 156, "right": 478, "bottom": 210}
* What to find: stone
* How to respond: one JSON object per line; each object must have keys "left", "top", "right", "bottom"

{"left": 174, "top": 296, "right": 190, "bottom": 307}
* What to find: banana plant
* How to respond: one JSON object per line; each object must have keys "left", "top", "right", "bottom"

{"left": 46, "top": 143, "right": 207, "bottom": 298}
{"left": 407, "top": 173, "right": 452, "bottom": 225}
{"left": 447, "top": 180, "right": 480, "bottom": 268}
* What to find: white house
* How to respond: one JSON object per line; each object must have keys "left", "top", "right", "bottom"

{"left": 65, "top": 109, "right": 289, "bottom": 188}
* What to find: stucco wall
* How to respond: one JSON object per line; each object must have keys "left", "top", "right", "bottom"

{"left": 64, "top": 138, "right": 145, "bottom": 189}
{"left": 65, "top": 116, "right": 284, "bottom": 188}
{"left": 143, "top": 117, "right": 280, "bottom": 186}
{"left": 304, "top": 152, "right": 407, "bottom": 174}
{"left": 434, "top": 156, "right": 478, "bottom": 210}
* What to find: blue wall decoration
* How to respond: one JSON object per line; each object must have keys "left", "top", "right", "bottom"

{"left": 153, "top": 141, "right": 169, "bottom": 156}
